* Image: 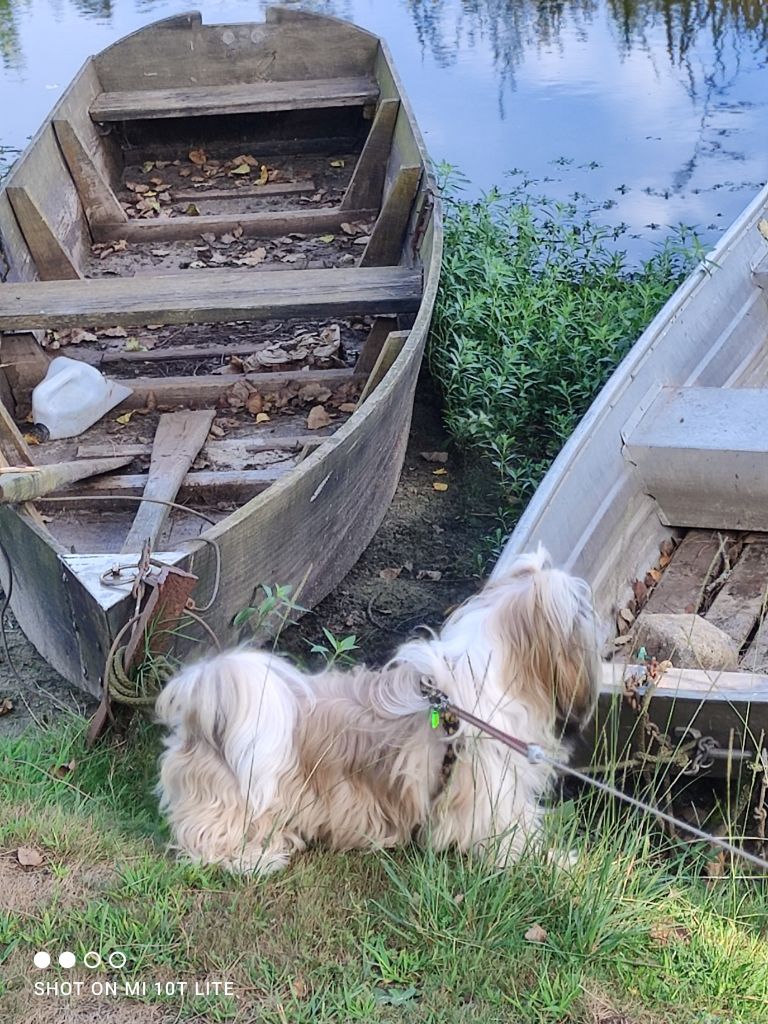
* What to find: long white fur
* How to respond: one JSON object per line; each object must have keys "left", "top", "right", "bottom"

{"left": 156, "top": 547, "right": 600, "bottom": 874}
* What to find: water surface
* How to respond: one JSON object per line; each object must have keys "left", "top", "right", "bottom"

{"left": 1, "top": 0, "right": 767, "bottom": 249}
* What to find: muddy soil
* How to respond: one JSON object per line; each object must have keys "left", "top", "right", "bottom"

{"left": 0, "top": 371, "right": 500, "bottom": 735}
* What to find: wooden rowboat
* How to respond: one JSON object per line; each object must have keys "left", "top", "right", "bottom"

{"left": 494, "top": 184, "right": 768, "bottom": 771}
{"left": 0, "top": 8, "right": 441, "bottom": 697}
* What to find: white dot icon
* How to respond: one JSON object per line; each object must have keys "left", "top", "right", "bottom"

{"left": 107, "top": 951, "right": 127, "bottom": 970}
{"left": 83, "top": 951, "right": 101, "bottom": 969}
{"left": 33, "top": 951, "right": 51, "bottom": 969}
{"left": 59, "top": 951, "right": 76, "bottom": 969}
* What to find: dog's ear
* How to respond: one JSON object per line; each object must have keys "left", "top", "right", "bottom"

{"left": 492, "top": 563, "right": 599, "bottom": 731}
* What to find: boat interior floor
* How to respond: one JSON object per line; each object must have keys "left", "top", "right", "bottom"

{"left": 614, "top": 529, "right": 768, "bottom": 674}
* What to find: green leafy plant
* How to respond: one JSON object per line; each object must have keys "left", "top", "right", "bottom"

{"left": 234, "top": 583, "right": 306, "bottom": 635}
{"left": 308, "top": 627, "right": 359, "bottom": 667}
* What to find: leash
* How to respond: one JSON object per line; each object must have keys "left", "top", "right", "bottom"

{"left": 421, "top": 681, "right": 768, "bottom": 874}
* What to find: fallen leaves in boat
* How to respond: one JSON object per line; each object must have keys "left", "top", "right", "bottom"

{"left": 433, "top": 481, "right": 449, "bottom": 492}
{"left": 306, "top": 405, "right": 331, "bottom": 430}
{"left": 239, "top": 324, "right": 342, "bottom": 372}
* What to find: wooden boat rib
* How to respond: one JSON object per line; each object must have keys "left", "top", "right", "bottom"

{"left": 0, "top": 8, "right": 442, "bottom": 695}
{"left": 494, "top": 183, "right": 768, "bottom": 765}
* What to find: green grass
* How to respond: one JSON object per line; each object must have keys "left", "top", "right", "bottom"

{"left": 429, "top": 171, "right": 704, "bottom": 518}
{"left": 1, "top": 715, "right": 766, "bottom": 1023}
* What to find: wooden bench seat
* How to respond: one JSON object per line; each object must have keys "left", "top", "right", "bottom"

{"left": 624, "top": 385, "right": 768, "bottom": 530}
{"left": 0, "top": 266, "right": 422, "bottom": 331}
{"left": 90, "top": 77, "right": 379, "bottom": 121}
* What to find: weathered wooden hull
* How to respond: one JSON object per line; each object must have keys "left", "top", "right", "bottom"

{"left": 494, "top": 181, "right": 768, "bottom": 766}
{"left": 0, "top": 9, "right": 441, "bottom": 695}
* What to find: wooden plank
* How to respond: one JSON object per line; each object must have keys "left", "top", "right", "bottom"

{"left": 643, "top": 531, "right": 727, "bottom": 616}
{"left": 0, "top": 192, "right": 36, "bottom": 284}
{"left": 341, "top": 99, "right": 399, "bottom": 212}
{"left": 705, "top": 543, "right": 768, "bottom": 650}
{"left": 93, "top": 14, "right": 379, "bottom": 91}
{"left": 0, "top": 267, "right": 422, "bottom": 331}
{"left": 49, "top": 466, "right": 286, "bottom": 504}
{"left": 6, "top": 187, "right": 83, "bottom": 281}
{"left": 0, "top": 333, "right": 49, "bottom": 418}
{"left": 90, "top": 77, "right": 379, "bottom": 121}
{"left": 171, "top": 181, "right": 315, "bottom": 202}
{"left": 4, "top": 123, "right": 91, "bottom": 274}
{"left": 77, "top": 435, "right": 329, "bottom": 460}
{"left": 121, "top": 411, "right": 215, "bottom": 552}
{"left": 601, "top": 660, "right": 768, "bottom": 704}
{"left": 124, "top": 367, "right": 362, "bottom": 409}
{"left": 0, "top": 456, "right": 132, "bottom": 504}
{"left": 357, "top": 330, "right": 409, "bottom": 404}
{"left": 52, "top": 119, "right": 127, "bottom": 229}
{"left": 360, "top": 166, "right": 422, "bottom": 267}
{"left": 354, "top": 316, "right": 397, "bottom": 374}
{"left": 93, "top": 207, "right": 376, "bottom": 244}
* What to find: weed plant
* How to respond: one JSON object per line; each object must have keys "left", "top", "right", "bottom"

{"left": 429, "top": 170, "right": 704, "bottom": 512}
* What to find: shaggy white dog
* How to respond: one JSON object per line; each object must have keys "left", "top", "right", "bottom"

{"left": 156, "top": 547, "right": 600, "bottom": 874}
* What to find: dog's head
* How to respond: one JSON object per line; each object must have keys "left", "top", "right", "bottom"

{"left": 483, "top": 546, "right": 600, "bottom": 735}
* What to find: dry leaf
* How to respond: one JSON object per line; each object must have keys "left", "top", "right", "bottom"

{"left": 16, "top": 847, "right": 43, "bottom": 868}
{"left": 150, "top": 249, "right": 171, "bottom": 258}
{"left": 220, "top": 232, "right": 236, "bottom": 245}
{"left": 659, "top": 538, "right": 675, "bottom": 558}
{"left": 209, "top": 422, "right": 226, "bottom": 439}
{"left": 124, "top": 337, "right": 145, "bottom": 352}
{"left": 307, "top": 405, "right": 331, "bottom": 430}
{"left": 245, "top": 393, "right": 264, "bottom": 416}
{"left": 353, "top": 235, "right": 372, "bottom": 245}
{"left": 184, "top": 203, "right": 201, "bottom": 217}
{"left": 758, "top": 218, "right": 768, "bottom": 243}
{"left": 339, "top": 402, "right": 357, "bottom": 413}
{"left": 647, "top": 568, "right": 662, "bottom": 583}
{"left": 188, "top": 149, "right": 207, "bottom": 165}
{"left": 524, "top": 923, "right": 548, "bottom": 943}
{"left": 330, "top": 159, "right": 345, "bottom": 168}
{"left": 100, "top": 326, "right": 128, "bottom": 339}
{"left": 417, "top": 570, "right": 443, "bottom": 581}
{"left": 618, "top": 607, "right": 635, "bottom": 625}
{"left": 379, "top": 567, "right": 402, "bottom": 581}
{"left": 432, "top": 481, "right": 448, "bottom": 492}
{"left": 239, "top": 247, "right": 267, "bottom": 266}
{"left": 649, "top": 923, "right": 691, "bottom": 946}
{"left": 0, "top": 697, "right": 13, "bottom": 716}
{"left": 229, "top": 163, "right": 251, "bottom": 176}
{"left": 255, "top": 412, "right": 270, "bottom": 424}
{"left": 115, "top": 412, "right": 134, "bottom": 425}
{"left": 318, "top": 234, "right": 335, "bottom": 243}
{"left": 141, "top": 160, "right": 155, "bottom": 173}
{"left": 23, "top": 433, "right": 40, "bottom": 446}
{"left": 420, "top": 451, "right": 448, "bottom": 463}
{"left": 291, "top": 976, "right": 307, "bottom": 999}
{"left": 659, "top": 553, "right": 671, "bottom": 568}
{"left": 432, "top": 467, "right": 448, "bottom": 476}
{"left": 340, "top": 222, "right": 356, "bottom": 235}
{"left": 256, "top": 164, "right": 269, "bottom": 186}
{"left": 52, "top": 759, "right": 76, "bottom": 779}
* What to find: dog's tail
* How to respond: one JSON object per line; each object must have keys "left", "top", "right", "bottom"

{"left": 156, "top": 649, "right": 310, "bottom": 816}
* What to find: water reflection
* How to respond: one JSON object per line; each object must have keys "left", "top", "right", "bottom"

{"left": 0, "top": 0, "right": 25, "bottom": 69}
{"left": 407, "top": 0, "right": 768, "bottom": 101}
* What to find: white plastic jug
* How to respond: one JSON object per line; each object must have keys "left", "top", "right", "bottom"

{"left": 32, "top": 357, "right": 134, "bottom": 440}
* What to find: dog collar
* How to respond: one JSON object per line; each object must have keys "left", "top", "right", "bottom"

{"left": 420, "top": 678, "right": 460, "bottom": 736}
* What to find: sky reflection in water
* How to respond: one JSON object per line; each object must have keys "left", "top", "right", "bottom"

{"left": 0, "top": 0, "right": 766, "bottom": 250}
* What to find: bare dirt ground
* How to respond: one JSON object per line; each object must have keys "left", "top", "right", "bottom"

{"left": 0, "top": 371, "right": 498, "bottom": 735}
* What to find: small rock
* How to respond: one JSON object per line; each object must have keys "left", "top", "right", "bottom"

{"left": 634, "top": 613, "right": 738, "bottom": 670}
